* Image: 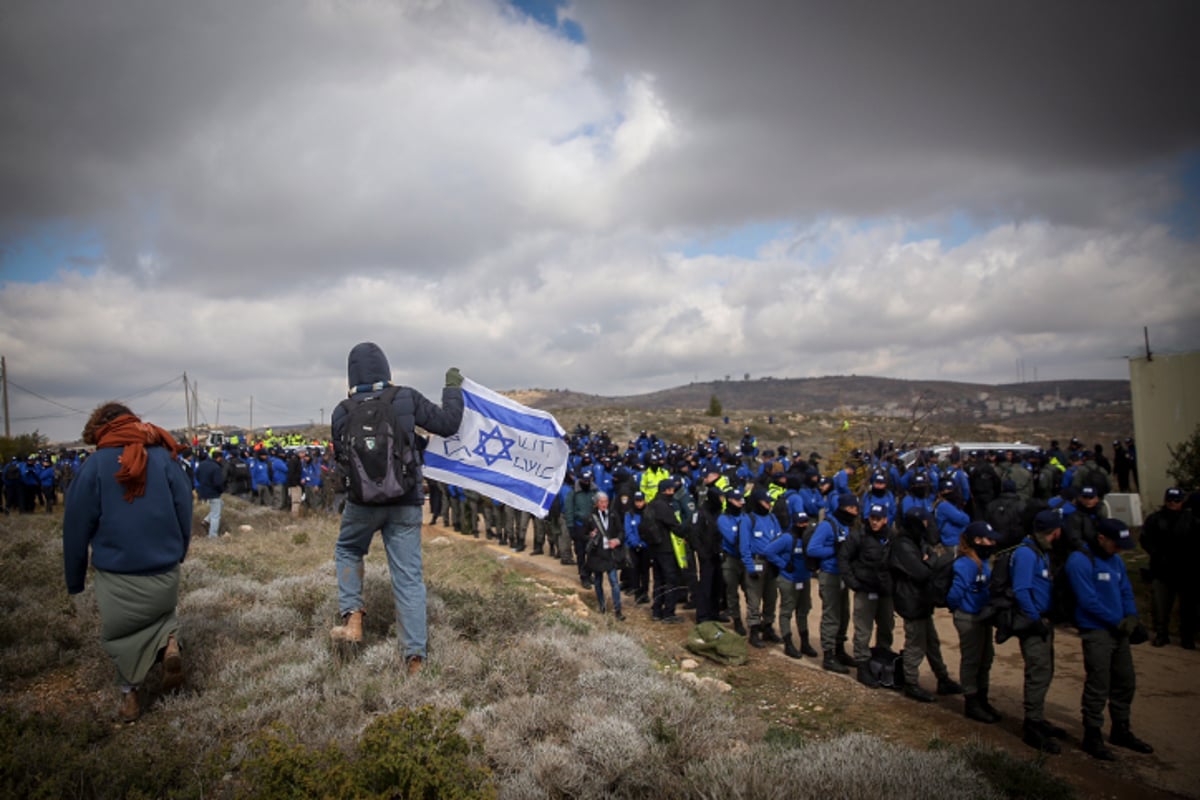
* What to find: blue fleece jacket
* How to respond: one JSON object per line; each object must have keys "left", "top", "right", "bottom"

{"left": 764, "top": 531, "right": 811, "bottom": 584}
{"left": 947, "top": 556, "right": 991, "bottom": 614}
{"left": 1011, "top": 538, "right": 1054, "bottom": 621}
{"left": 807, "top": 516, "right": 850, "bottom": 575}
{"left": 1066, "top": 548, "right": 1137, "bottom": 631}
{"left": 936, "top": 501, "right": 971, "bottom": 547}
{"left": 738, "top": 510, "right": 781, "bottom": 574}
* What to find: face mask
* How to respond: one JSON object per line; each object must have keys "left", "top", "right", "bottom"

{"left": 974, "top": 543, "right": 996, "bottom": 560}
{"left": 580, "top": 480, "right": 591, "bottom": 489}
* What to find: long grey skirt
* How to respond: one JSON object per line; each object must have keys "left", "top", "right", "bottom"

{"left": 93, "top": 567, "right": 180, "bottom": 687}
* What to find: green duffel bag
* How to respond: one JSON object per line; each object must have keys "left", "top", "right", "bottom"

{"left": 685, "top": 621, "right": 748, "bottom": 666}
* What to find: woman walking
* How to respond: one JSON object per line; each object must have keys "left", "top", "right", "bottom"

{"left": 63, "top": 402, "right": 193, "bottom": 722}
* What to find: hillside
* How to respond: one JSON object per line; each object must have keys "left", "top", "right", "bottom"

{"left": 509, "top": 376, "right": 1129, "bottom": 418}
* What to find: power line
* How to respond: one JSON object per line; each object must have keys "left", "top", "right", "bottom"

{"left": 6, "top": 380, "right": 89, "bottom": 415}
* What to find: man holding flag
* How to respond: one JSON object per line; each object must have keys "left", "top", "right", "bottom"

{"left": 330, "top": 343, "right": 572, "bottom": 676}
{"left": 329, "top": 343, "right": 464, "bottom": 677}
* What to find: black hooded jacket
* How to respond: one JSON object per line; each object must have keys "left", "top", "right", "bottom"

{"left": 890, "top": 512, "right": 943, "bottom": 619}
{"left": 330, "top": 342, "right": 464, "bottom": 506}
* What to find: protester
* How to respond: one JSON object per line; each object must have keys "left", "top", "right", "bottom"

{"left": 195, "top": 449, "right": 225, "bottom": 538}
{"left": 584, "top": 492, "right": 625, "bottom": 620}
{"left": 62, "top": 402, "right": 193, "bottom": 722}
{"left": 328, "top": 342, "right": 463, "bottom": 677}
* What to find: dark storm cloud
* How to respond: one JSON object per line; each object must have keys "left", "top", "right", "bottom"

{"left": 573, "top": 0, "right": 1200, "bottom": 226}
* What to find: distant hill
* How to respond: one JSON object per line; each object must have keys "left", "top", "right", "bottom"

{"left": 506, "top": 376, "right": 1130, "bottom": 422}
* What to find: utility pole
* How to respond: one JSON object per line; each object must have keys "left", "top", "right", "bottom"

{"left": 1, "top": 356, "right": 9, "bottom": 438}
{"left": 183, "top": 373, "right": 191, "bottom": 437}
{"left": 215, "top": 398, "right": 221, "bottom": 427}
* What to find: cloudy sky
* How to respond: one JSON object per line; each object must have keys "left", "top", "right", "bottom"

{"left": 2, "top": 0, "right": 1198, "bottom": 443}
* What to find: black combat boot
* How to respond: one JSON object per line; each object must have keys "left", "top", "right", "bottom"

{"left": 822, "top": 651, "right": 850, "bottom": 674}
{"left": 733, "top": 618, "right": 747, "bottom": 636}
{"left": 760, "top": 624, "right": 782, "bottom": 644}
{"left": 748, "top": 626, "right": 765, "bottom": 649}
{"left": 835, "top": 642, "right": 856, "bottom": 667}
{"left": 936, "top": 676, "right": 963, "bottom": 695}
{"left": 1082, "top": 726, "right": 1116, "bottom": 761}
{"left": 964, "top": 694, "right": 997, "bottom": 723}
{"left": 782, "top": 634, "right": 802, "bottom": 659}
{"left": 1110, "top": 722, "right": 1154, "bottom": 754}
{"left": 799, "top": 631, "right": 818, "bottom": 657}
{"left": 977, "top": 688, "right": 1002, "bottom": 723}
{"left": 903, "top": 683, "right": 935, "bottom": 703}
{"left": 1023, "top": 719, "right": 1061, "bottom": 754}
{"left": 856, "top": 661, "right": 880, "bottom": 688}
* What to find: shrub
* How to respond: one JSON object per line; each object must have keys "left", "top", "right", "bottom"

{"left": 237, "top": 707, "right": 495, "bottom": 800}
{"left": 1166, "top": 423, "right": 1200, "bottom": 492}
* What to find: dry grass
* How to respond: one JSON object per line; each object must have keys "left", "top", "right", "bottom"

{"left": 0, "top": 501, "right": 1073, "bottom": 799}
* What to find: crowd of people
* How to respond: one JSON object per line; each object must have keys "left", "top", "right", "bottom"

{"left": 431, "top": 424, "right": 1195, "bottom": 761}
{"left": 25, "top": 387, "right": 1197, "bottom": 754}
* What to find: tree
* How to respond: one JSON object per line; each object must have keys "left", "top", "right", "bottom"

{"left": 1166, "top": 423, "right": 1200, "bottom": 491}
{"left": 0, "top": 432, "right": 46, "bottom": 463}
{"left": 706, "top": 394, "right": 723, "bottom": 417}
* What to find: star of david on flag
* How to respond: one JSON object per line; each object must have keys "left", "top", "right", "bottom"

{"left": 424, "top": 377, "right": 569, "bottom": 519}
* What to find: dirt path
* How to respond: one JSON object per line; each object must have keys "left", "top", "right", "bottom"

{"left": 436, "top": 523, "right": 1200, "bottom": 800}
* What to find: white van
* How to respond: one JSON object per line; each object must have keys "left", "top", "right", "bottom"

{"left": 901, "top": 442, "right": 1039, "bottom": 469}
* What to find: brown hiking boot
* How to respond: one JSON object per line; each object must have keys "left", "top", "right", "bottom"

{"left": 406, "top": 655, "right": 424, "bottom": 677}
{"left": 162, "top": 634, "right": 184, "bottom": 692}
{"left": 330, "top": 610, "right": 364, "bottom": 643}
{"left": 118, "top": 689, "right": 141, "bottom": 723}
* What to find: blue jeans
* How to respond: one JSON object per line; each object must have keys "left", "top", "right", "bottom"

{"left": 335, "top": 502, "right": 426, "bottom": 659}
{"left": 205, "top": 497, "right": 223, "bottom": 537}
{"left": 593, "top": 568, "right": 621, "bottom": 613}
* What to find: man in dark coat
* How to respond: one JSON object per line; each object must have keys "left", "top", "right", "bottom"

{"left": 1140, "top": 487, "right": 1199, "bottom": 649}
{"left": 890, "top": 508, "right": 962, "bottom": 702}
{"left": 642, "top": 479, "right": 684, "bottom": 623}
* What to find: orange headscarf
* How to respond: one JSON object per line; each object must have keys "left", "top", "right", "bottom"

{"left": 95, "top": 414, "right": 183, "bottom": 502}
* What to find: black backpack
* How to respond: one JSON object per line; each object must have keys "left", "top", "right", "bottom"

{"left": 337, "top": 387, "right": 419, "bottom": 506}
{"left": 801, "top": 519, "right": 825, "bottom": 572}
{"left": 928, "top": 550, "right": 956, "bottom": 608}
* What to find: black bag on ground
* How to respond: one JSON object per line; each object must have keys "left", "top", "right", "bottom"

{"left": 867, "top": 646, "right": 904, "bottom": 690}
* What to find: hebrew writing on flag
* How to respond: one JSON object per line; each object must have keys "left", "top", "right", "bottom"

{"left": 424, "top": 377, "right": 569, "bottom": 519}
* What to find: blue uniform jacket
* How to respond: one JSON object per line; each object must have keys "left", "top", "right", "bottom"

{"left": 901, "top": 494, "right": 934, "bottom": 517}
{"left": 807, "top": 517, "right": 849, "bottom": 575}
{"left": 936, "top": 501, "right": 971, "bottom": 547}
{"left": 623, "top": 510, "right": 646, "bottom": 549}
{"left": 1066, "top": 549, "right": 1137, "bottom": 631}
{"left": 718, "top": 513, "right": 741, "bottom": 556}
{"left": 947, "top": 556, "right": 991, "bottom": 614}
{"left": 738, "top": 510, "right": 781, "bottom": 574}
{"left": 798, "top": 487, "right": 824, "bottom": 517}
{"left": 861, "top": 490, "right": 897, "bottom": 524}
{"left": 1011, "top": 538, "right": 1054, "bottom": 620}
{"left": 764, "top": 531, "right": 811, "bottom": 584}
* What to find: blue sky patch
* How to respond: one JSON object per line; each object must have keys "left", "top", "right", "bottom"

{"left": 507, "top": 0, "right": 584, "bottom": 43}
{"left": 0, "top": 225, "right": 104, "bottom": 284}
{"left": 1161, "top": 149, "right": 1200, "bottom": 240}
{"left": 676, "top": 221, "right": 791, "bottom": 260}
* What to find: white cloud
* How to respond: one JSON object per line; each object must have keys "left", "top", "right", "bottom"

{"left": 1, "top": 1, "right": 1197, "bottom": 443}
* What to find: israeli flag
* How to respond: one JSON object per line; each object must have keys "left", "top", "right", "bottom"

{"left": 424, "top": 377, "right": 569, "bottom": 519}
